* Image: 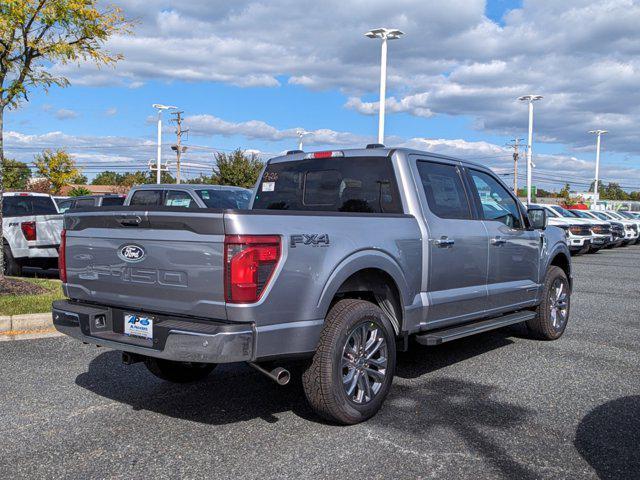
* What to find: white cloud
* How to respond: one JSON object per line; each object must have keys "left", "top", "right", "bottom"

{"left": 105, "top": 107, "right": 118, "bottom": 116}
{"left": 54, "top": 108, "right": 79, "bottom": 120}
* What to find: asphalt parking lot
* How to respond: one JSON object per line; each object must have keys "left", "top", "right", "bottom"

{"left": 1, "top": 247, "right": 639, "bottom": 480}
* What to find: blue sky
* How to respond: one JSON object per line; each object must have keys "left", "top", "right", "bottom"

{"left": 5, "top": 0, "right": 639, "bottom": 191}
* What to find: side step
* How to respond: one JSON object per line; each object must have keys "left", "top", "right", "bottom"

{"left": 415, "top": 311, "right": 536, "bottom": 346}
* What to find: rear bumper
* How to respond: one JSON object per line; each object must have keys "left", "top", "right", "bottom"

{"left": 52, "top": 300, "right": 254, "bottom": 364}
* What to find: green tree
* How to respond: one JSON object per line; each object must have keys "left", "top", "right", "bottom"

{"left": 2, "top": 158, "right": 31, "bottom": 189}
{"left": 68, "top": 185, "right": 91, "bottom": 196}
{"left": 92, "top": 170, "right": 124, "bottom": 185}
{"left": 211, "top": 149, "right": 263, "bottom": 188}
{"left": 559, "top": 183, "right": 571, "bottom": 200}
{"left": 0, "top": 0, "right": 130, "bottom": 276}
{"left": 602, "top": 182, "right": 628, "bottom": 201}
{"left": 70, "top": 173, "right": 88, "bottom": 184}
{"left": 34, "top": 148, "right": 80, "bottom": 194}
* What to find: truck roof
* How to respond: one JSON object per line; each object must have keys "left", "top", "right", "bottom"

{"left": 130, "top": 184, "right": 250, "bottom": 192}
{"left": 267, "top": 146, "right": 488, "bottom": 170}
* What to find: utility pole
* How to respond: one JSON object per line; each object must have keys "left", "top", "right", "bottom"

{"left": 506, "top": 138, "right": 524, "bottom": 195}
{"left": 171, "top": 111, "right": 188, "bottom": 184}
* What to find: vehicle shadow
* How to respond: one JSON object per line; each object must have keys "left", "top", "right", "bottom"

{"left": 75, "top": 328, "right": 518, "bottom": 428}
{"left": 574, "top": 396, "right": 640, "bottom": 479}
{"left": 396, "top": 328, "right": 516, "bottom": 379}
{"left": 21, "top": 267, "right": 59, "bottom": 279}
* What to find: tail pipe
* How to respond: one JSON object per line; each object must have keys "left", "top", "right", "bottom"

{"left": 249, "top": 362, "right": 290, "bottom": 386}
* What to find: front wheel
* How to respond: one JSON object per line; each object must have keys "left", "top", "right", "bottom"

{"left": 144, "top": 357, "right": 216, "bottom": 383}
{"left": 526, "top": 266, "right": 571, "bottom": 340}
{"left": 302, "top": 299, "right": 396, "bottom": 425}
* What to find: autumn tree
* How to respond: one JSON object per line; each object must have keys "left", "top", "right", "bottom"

{"left": 34, "top": 148, "right": 80, "bottom": 194}
{"left": 0, "top": 0, "right": 130, "bottom": 275}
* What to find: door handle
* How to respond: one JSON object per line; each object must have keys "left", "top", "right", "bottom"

{"left": 491, "top": 236, "right": 507, "bottom": 246}
{"left": 433, "top": 237, "right": 455, "bottom": 248}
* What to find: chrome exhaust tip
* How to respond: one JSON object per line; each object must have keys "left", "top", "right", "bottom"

{"left": 249, "top": 362, "right": 290, "bottom": 386}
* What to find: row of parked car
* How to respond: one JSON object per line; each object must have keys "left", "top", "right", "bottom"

{"left": 533, "top": 203, "right": 640, "bottom": 254}
{"left": 2, "top": 185, "right": 252, "bottom": 275}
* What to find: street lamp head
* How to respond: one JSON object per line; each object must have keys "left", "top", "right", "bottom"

{"left": 365, "top": 28, "right": 404, "bottom": 40}
{"left": 518, "top": 95, "right": 543, "bottom": 102}
{"left": 152, "top": 104, "right": 178, "bottom": 110}
{"left": 589, "top": 129, "right": 608, "bottom": 135}
{"left": 296, "top": 129, "right": 312, "bottom": 137}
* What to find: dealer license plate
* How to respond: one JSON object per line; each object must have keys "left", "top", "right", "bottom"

{"left": 124, "top": 313, "right": 154, "bottom": 340}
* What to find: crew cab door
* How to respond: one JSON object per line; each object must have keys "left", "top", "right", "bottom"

{"left": 412, "top": 158, "right": 489, "bottom": 325}
{"left": 464, "top": 168, "right": 541, "bottom": 312}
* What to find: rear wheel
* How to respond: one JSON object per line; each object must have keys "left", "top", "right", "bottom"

{"left": 144, "top": 357, "right": 216, "bottom": 383}
{"left": 527, "top": 266, "right": 570, "bottom": 340}
{"left": 302, "top": 299, "right": 396, "bottom": 425}
{"left": 3, "top": 245, "right": 22, "bottom": 276}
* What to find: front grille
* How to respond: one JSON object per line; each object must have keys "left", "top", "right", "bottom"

{"left": 591, "top": 224, "right": 611, "bottom": 235}
{"left": 569, "top": 225, "right": 591, "bottom": 236}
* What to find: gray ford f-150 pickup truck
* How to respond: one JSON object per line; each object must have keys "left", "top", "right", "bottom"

{"left": 53, "top": 146, "right": 572, "bottom": 424}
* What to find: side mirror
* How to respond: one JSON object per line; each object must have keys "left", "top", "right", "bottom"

{"left": 527, "top": 207, "right": 547, "bottom": 230}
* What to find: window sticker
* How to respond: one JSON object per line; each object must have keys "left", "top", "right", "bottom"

{"left": 262, "top": 181, "right": 275, "bottom": 192}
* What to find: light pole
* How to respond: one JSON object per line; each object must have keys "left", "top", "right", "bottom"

{"left": 589, "top": 129, "right": 607, "bottom": 203}
{"left": 518, "top": 95, "right": 543, "bottom": 204}
{"left": 296, "top": 129, "right": 311, "bottom": 151}
{"left": 152, "top": 104, "right": 177, "bottom": 184}
{"left": 365, "top": 28, "right": 404, "bottom": 145}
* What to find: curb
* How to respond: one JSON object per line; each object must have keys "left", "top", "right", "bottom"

{"left": 0, "top": 312, "right": 53, "bottom": 333}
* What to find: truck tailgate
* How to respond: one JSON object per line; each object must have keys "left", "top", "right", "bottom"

{"left": 64, "top": 210, "right": 226, "bottom": 319}
{"left": 35, "top": 214, "right": 63, "bottom": 247}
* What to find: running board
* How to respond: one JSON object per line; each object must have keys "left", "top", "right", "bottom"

{"left": 415, "top": 311, "right": 536, "bottom": 346}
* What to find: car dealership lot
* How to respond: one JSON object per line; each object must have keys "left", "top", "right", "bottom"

{"left": 2, "top": 248, "right": 639, "bottom": 480}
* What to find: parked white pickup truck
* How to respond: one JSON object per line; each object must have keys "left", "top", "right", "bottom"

{"left": 2, "top": 192, "right": 63, "bottom": 275}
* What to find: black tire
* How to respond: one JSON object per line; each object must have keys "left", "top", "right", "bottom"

{"left": 302, "top": 299, "right": 396, "bottom": 425}
{"left": 3, "top": 244, "right": 22, "bottom": 276}
{"left": 526, "top": 266, "right": 570, "bottom": 340}
{"left": 144, "top": 357, "right": 216, "bottom": 383}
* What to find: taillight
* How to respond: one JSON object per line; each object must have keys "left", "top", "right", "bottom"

{"left": 59, "top": 229, "right": 67, "bottom": 283}
{"left": 21, "top": 221, "right": 37, "bottom": 241}
{"left": 224, "top": 235, "right": 281, "bottom": 303}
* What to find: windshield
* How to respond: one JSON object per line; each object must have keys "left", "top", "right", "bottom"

{"left": 591, "top": 211, "right": 609, "bottom": 221}
{"left": 607, "top": 211, "right": 624, "bottom": 220}
{"left": 2, "top": 195, "right": 58, "bottom": 217}
{"left": 550, "top": 205, "right": 575, "bottom": 218}
{"left": 196, "top": 189, "right": 252, "bottom": 209}
{"left": 570, "top": 210, "right": 590, "bottom": 219}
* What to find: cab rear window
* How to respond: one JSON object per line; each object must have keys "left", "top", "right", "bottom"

{"left": 252, "top": 157, "right": 402, "bottom": 214}
{"left": 2, "top": 196, "right": 58, "bottom": 217}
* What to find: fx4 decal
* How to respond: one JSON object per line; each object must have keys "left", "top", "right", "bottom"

{"left": 290, "top": 234, "right": 330, "bottom": 248}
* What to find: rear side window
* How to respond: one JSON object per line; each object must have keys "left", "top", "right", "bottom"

{"left": 416, "top": 161, "right": 471, "bottom": 220}
{"left": 130, "top": 190, "right": 162, "bottom": 206}
{"left": 164, "top": 190, "right": 196, "bottom": 208}
{"left": 101, "top": 197, "right": 125, "bottom": 206}
{"left": 2, "top": 196, "right": 58, "bottom": 217}
{"left": 197, "top": 189, "right": 252, "bottom": 209}
{"left": 56, "top": 199, "right": 73, "bottom": 213}
{"left": 74, "top": 198, "right": 96, "bottom": 208}
{"left": 252, "top": 157, "right": 402, "bottom": 213}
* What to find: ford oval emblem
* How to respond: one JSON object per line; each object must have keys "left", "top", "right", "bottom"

{"left": 118, "top": 244, "right": 145, "bottom": 262}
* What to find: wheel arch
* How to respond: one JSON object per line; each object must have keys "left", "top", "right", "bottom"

{"left": 317, "top": 250, "right": 410, "bottom": 335}
{"left": 548, "top": 249, "right": 572, "bottom": 290}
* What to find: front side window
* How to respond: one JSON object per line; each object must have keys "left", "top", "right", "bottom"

{"left": 252, "top": 157, "right": 402, "bottom": 214}
{"left": 164, "top": 190, "right": 196, "bottom": 208}
{"left": 129, "top": 190, "right": 162, "bottom": 206}
{"left": 416, "top": 161, "right": 471, "bottom": 220}
{"left": 469, "top": 169, "right": 523, "bottom": 229}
